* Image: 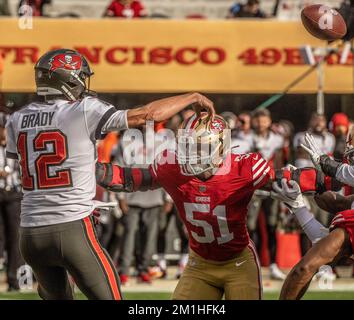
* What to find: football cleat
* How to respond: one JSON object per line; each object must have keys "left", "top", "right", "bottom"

{"left": 270, "top": 263, "right": 286, "bottom": 281}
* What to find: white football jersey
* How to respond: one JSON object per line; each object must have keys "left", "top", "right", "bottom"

{"left": 6, "top": 96, "right": 127, "bottom": 227}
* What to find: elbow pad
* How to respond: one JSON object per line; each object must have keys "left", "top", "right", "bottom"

{"left": 319, "top": 154, "right": 341, "bottom": 177}
{"left": 275, "top": 167, "right": 342, "bottom": 194}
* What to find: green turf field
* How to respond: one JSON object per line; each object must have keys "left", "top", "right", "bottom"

{"left": 0, "top": 291, "right": 353, "bottom": 300}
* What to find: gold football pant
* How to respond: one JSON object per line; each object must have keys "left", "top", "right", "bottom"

{"left": 173, "top": 243, "right": 262, "bottom": 300}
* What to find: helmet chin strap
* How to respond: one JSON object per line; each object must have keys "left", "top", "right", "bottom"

{"left": 82, "top": 75, "right": 97, "bottom": 98}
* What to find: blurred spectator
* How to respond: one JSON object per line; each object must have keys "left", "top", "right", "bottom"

{"left": 330, "top": 112, "right": 350, "bottom": 160}
{"left": 293, "top": 113, "right": 335, "bottom": 169}
{"left": 103, "top": 0, "right": 147, "bottom": 18}
{"left": 251, "top": 109, "right": 284, "bottom": 167}
{"left": 0, "top": 113, "right": 24, "bottom": 291}
{"left": 228, "top": 0, "right": 266, "bottom": 19}
{"left": 231, "top": 111, "right": 253, "bottom": 154}
{"left": 293, "top": 113, "right": 335, "bottom": 229}
{"left": 155, "top": 195, "right": 189, "bottom": 280}
{"left": 154, "top": 116, "right": 189, "bottom": 280}
{"left": 0, "top": 0, "right": 10, "bottom": 16}
{"left": 272, "top": 120, "right": 294, "bottom": 165}
{"left": 18, "top": 0, "right": 51, "bottom": 17}
{"left": 115, "top": 128, "right": 169, "bottom": 285}
{"left": 220, "top": 111, "right": 238, "bottom": 130}
{"left": 118, "top": 190, "right": 168, "bottom": 284}
{"left": 247, "top": 109, "right": 286, "bottom": 280}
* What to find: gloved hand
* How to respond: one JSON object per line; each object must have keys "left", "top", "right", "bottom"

{"left": 271, "top": 179, "right": 306, "bottom": 212}
{"left": 300, "top": 133, "right": 325, "bottom": 171}
{"left": 92, "top": 201, "right": 118, "bottom": 225}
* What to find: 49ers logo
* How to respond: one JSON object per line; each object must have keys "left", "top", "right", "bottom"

{"left": 210, "top": 118, "right": 226, "bottom": 132}
{"left": 49, "top": 54, "right": 82, "bottom": 74}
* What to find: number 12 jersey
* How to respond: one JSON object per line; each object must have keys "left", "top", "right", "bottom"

{"left": 6, "top": 97, "right": 127, "bottom": 227}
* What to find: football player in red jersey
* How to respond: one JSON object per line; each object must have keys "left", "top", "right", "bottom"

{"left": 274, "top": 129, "right": 354, "bottom": 300}
{"left": 96, "top": 113, "right": 339, "bottom": 300}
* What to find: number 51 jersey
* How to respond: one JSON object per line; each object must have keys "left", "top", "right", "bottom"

{"left": 6, "top": 97, "right": 127, "bottom": 227}
{"left": 150, "top": 151, "right": 271, "bottom": 261}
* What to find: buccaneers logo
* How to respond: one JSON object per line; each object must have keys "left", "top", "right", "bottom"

{"left": 49, "top": 54, "right": 82, "bottom": 74}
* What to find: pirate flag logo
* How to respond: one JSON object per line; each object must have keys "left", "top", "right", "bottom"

{"left": 49, "top": 54, "right": 82, "bottom": 75}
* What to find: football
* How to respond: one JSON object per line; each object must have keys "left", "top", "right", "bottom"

{"left": 301, "top": 4, "right": 347, "bottom": 40}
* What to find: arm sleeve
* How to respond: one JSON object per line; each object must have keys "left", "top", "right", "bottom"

{"left": 335, "top": 163, "right": 354, "bottom": 187}
{"left": 293, "top": 206, "right": 329, "bottom": 244}
{"left": 5, "top": 115, "right": 18, "bottom": 159}
{"left": 249, "top": 153, "right": 272, "bottom": 190}
{"left": 274, "top": 167, "right": 342, "bottom": 194}
{"left": 96, "top": 162, "right": 159, "bottom": 192}
{"left": 83, "top": 97, "right": 128, "bottom": 141}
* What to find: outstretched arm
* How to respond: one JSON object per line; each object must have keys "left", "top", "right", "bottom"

{"left": 280, "top": 228, "right": 348, "bottom": 300}
{"left": 126, "top": 92, "right": 215, "bottom": 128}
{"left": 300, "top": 132, "right": 354, "bottom": 186}
{"left": 267, "top": 166, "right": 342, "bottom": 194}
{"left": 314, "top": 192, "right": 354, "bottom": 214}
{"left": 96, "top": 162, "right": 159, "bottom": 192}
{"left": 271, "top": 179, "right": 329, "bottom": 244}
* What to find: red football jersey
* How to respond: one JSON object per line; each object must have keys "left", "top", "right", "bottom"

{"left": 106, "top": 1, "right": 145, "bottom": 18}
{"left": 150, "top": 152, "right": 271, "bottom": 261}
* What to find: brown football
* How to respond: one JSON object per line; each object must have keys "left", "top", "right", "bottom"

{"left": 301, "top": 4, "right": 347, "bottom": 40}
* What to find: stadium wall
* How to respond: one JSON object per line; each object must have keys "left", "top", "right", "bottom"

{"left": 0, "top": 18, "right": 352, "bottom": 94}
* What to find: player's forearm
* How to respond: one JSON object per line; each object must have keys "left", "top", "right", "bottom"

{"left": 318, "top": 154, "right": 354, "bottom": 188}
{"left": 334, "top": 163, "right": 354, "bottom": 187}
{"left": 126, "top": 93, "right": 211, "bottom": 128}
{"left": 316, "top": 154, "right": 354, "bottom": 188}
{"left": 270, "top": 167, "right": 342, "bottom": 194}
{"left": 315, "top": 192, "right": 354, "bottom": 213}
{"left": 280, "top": 272, "right": 312, "bottom": 300}
{"left": 95, "top": 162, "right": 158, "bottom": 192}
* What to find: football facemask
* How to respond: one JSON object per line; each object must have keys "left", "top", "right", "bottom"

{"left": 177, "top": 113, "right": 230, "bottom": 176}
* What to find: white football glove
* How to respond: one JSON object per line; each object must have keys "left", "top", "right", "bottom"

{"left": 92, "top": 201, "right": 118, "bottom": 212}
{"left": 271, "top": 179, "right": 306, "bottom": 211}
{"left": 300, "top": 133, "right": 325, "bottom": 171}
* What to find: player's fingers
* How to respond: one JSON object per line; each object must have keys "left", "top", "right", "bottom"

{"left": 304, "top": 134, "right": 314, "bottom": 150}
{"left": 269, "top": 191, "right": 282, "bottom": 201}
{"left": 192, "top": 103, "right": 201, "bottom": 118}
{"left": 272, "top": 181, "right": 283, "bottom": 194}
{"left": 281, "top": 178, "right": 292, "bottom": 193}
{"left": 286, "top": 164, "right": 297, "bottom": 171}
{"left": 307, "top": 134, "right": 321, "bottom": 154}
{"left": 288, "top": 179, "right": 300, "bottom": 192}
{"left": 300, "top": 143, "right": 313, "bottom": 155}
{"left": 200, "top": 96, "right": 215, "bottom": 121}
{"left": 254, "top": 190, "right": 270, "bottom": 198}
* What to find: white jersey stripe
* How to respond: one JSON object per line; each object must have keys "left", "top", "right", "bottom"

{"left": 252, "top": 158, "right": 265, "bottom": 172}
{"left": 185, "top": 114, "right": 197, "bottom": 131}
{"left": 253, "top": 166, "right": 270, "bottom": 187}
{"left": 253, "top": 161, "right": 268, "bottom": 180}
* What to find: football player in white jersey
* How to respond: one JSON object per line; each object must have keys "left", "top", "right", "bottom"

{"left": 6, "top": 49, "right": 215, "bottom": 300}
